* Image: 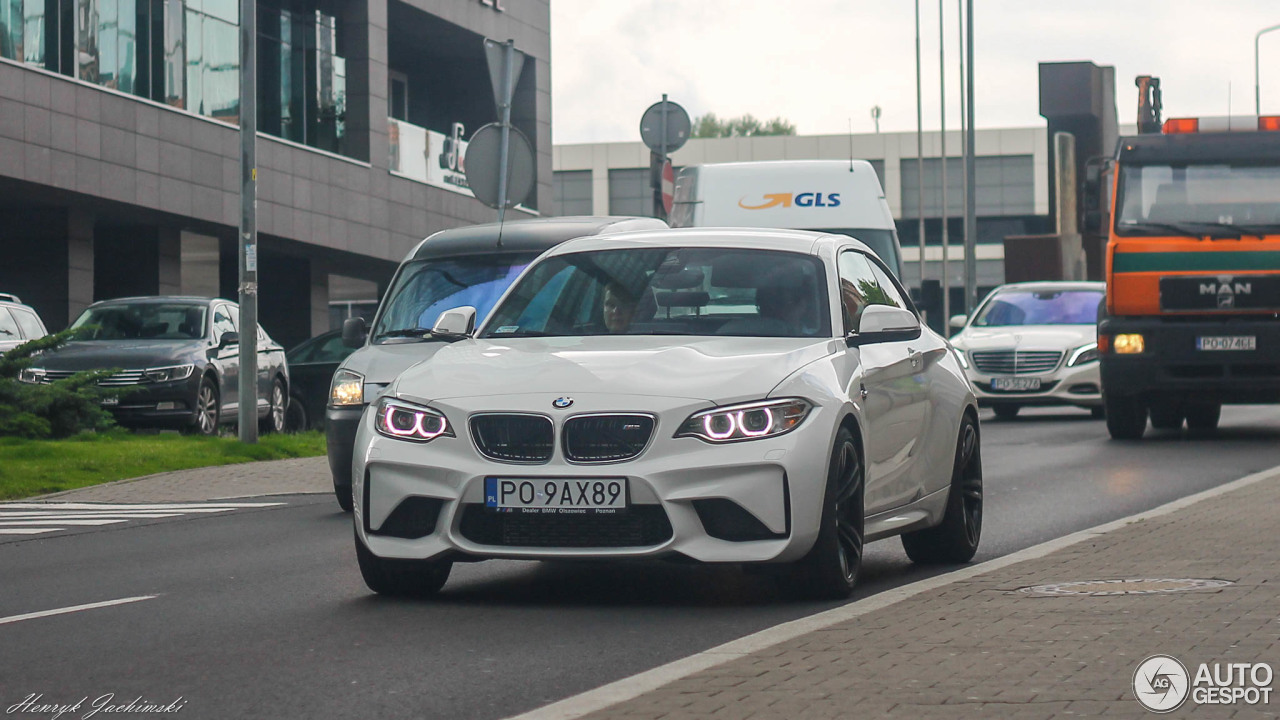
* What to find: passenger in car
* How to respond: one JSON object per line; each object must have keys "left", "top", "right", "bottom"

{"left": 602, "top": 282, "right": 639, "bottom": 334}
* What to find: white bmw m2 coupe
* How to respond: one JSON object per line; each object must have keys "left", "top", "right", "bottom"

{"left": 351, "top": 228, "right": 982, "bottom": 600}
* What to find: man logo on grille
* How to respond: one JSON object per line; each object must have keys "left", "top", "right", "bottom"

{"left": 552, "top": 397, "right": 574, "bottom": 409}
{"left": 1134, "top": 654, "right": 1190, "bottom": 713}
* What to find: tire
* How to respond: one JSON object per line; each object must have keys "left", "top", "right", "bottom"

{"left": 260, "top": 378, "right": 287, "bottom": 434}
{"left": 1149, "top": 402, "right": 1185, "bottom": 431}
{"left": 335, "top": 479, "right": 354, "bottom": 512}
{"left": 354, "top": 530, "right": 451, "bottom": 597}
{"left": 185, "top": 376, "right": 220, "bottom": 436}
{"left": 1090, "top": 406, "right": 1106, "bottom": 420}
{"left": 1186, "top": 402, "right": 1222, "bottom": 432}
{"left": 991, "top": 403, "right": 1020, "bottom": 420}
{"left": 790, "top": 426, "right": 864, "bottom": 601}
{"left": 902, "top": 413, "right": 982, "bottom": 564}
{"left": 284, "top": 395, "right": 308, "bottom": 433}
{"left": 1105, "top": 394, "right": 1147, "bottom": 440}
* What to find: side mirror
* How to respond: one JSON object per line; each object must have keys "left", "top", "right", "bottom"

{"left": 848, "top": 305, "right": 922, "bottom": 346}
{"left": 218, "top": 331, "right": 240, "bottom": 348}
{"left": 341, "top": 317, "right": 368, "bottom": 348}
{"left": 949, "top": 314, "right": 968, "bottom": 330}
{"left": 431, "top": 306, "right": 476, "bottom": 339}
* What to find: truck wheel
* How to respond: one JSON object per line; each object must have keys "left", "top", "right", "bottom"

{"left": 1185, "top": 403, "right": 1221, "bottom": 432}
{"left": 1105, "top": 394, "right": 1147, "bottom": 440}
{"left": 1149, "top": 402, "right": 1184, "bottom": 431}
{"left": 1090, "top": 406, "right": 1106, "bottom": 420}
{"left": 991, "top": 403, "right": 1020, "bottom": 420}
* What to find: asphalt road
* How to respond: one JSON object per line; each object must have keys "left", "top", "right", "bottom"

{"left": 2, "top": 405, "right": 1279, "bottom": 720}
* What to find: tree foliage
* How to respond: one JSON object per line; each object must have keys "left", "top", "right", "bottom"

{"left": 0, "top": 330, "right": 123, "bottom": 439}
{"left": 691, "top": 113, "right": 796, "bottom": 139}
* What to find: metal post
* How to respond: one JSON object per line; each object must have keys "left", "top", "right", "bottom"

{"left": 915, "top": 0, "right": 925, "bottom": 294}
{"left": 496, "top": 40, "right": 514, "bottom": 229}
{"left": 237, "top": 0, "right": 257, "bottom": 443}
{"left": 938, "top": 0, "right": 949, "bottom": 327}
{"left": 1257, "top": 24, "right": 1280, "bottom": 116}
{"left": 660, "top": 93, "right": 669, "bottom": 218}
{"left": 957, "top": 0, "right": 967, "bottom": 313}
{"left": 964, "top": 0, "right": 977, "bottom": 312}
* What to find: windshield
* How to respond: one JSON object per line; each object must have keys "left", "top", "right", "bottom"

{"left": 70, "top": 303, "right": 208, "bottom": 340}
{"left": 373, "top": 254, "right": 537, "bottom": 342}
{"left": 814, "top": 228, "right": 902, "bottom": 278}
{"left": 973, "top": 289, "right": 1103, "bottom": 326}
{"left": 1116, "top": 163, "right": 1280, "bottom": 236}
{"left": 481, "top": 247, "right": 830, "bottom": 339}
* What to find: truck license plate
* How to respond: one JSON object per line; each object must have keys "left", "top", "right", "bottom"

{"left": 484, "top": 477, "right": 627, "bottom": 514}
{"left": 1196, "top": 336, "right": 1256, "bottom": 351}
{"left": 991, "top": 377, "right": 1041, "bottom": 392}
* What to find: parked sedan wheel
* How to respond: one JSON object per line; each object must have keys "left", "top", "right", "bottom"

{"left": 354, "top": 531, "right": 452, "bottom": 597}
{"left": 284, "top": 394, "right": 308, "bottom": 433}
{"left": 260, "top": 378, "right": 287, "bottom": 434}
{"left": 185, "top": 376, "right": 220, "bottom": 436}
{"left": 791, "top": 426, "right": 864, "bottom": 601}
{"left": 902, "top": 413, "right": 982, "bottom": 564}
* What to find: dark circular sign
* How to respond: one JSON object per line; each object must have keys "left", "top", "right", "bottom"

{"left": 640, "top": 100, "right": 691, "bottom": 154}
{"left": 464, "top": 123, "right": 536, "bottom": 210}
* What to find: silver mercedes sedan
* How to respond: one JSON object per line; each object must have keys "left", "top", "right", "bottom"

{"left": 350, "top": 228, "right": 983, "bottom": 600}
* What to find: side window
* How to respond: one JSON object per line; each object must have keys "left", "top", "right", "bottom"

{"left": 313, "top": 334, "right": 351, "bottom": 362}
{"left": 12, "top": 309, "right": 46, "bottom": 339}
{"left": 866, "top": 260, "right": 910, "bottom": 311}
{"left": 836, "top": 251, "right": 882, "bottom": 333}
{"left": 0, "top": 308, "right": 19, "bottom": 341}
{"left": 212, "top": 305, "right": 237, "bottom": 340}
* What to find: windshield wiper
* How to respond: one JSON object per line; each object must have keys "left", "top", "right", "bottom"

{"left": 1187, "top": 221, "right": 1280, "bottom": 238}
{"left": 1117, "top": 221, "right": 1219, "bottom": 240}
{"left": 377, "top": 328, "right": 433, "bottom": 339}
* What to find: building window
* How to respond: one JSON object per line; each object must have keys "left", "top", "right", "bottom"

{"left": 1, "top": 0, "right": 22, "bottom": 59}
{"left": 552, "top": 170, "right": 593, "bottom": 216}
{"left": 607, "top": 168, "right": 651, "bottom": 217}
{"left": 257, "top": 0, "right": 346, "bottom": 155}
{"left": 185, "top": 1, "right": 239, "bottom": 122}
{"left": 388, "top": 70, "right": 408, "bottom": 122}
{"left": 900, "top": 155, "right": 1034, "bottom": 219}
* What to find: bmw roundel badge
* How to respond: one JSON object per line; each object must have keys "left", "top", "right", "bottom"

{"left": 552, "top": 397, "right": 574, "bottom": 409}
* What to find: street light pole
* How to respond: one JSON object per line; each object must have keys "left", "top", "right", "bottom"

{"left": 964, "top": 0, "right": 977, "bottom": 314}
{"left": 237, "top": 0, "right": 258, "bottom": 443}
{"left": 938, "top": 0, "right": 949, "bottom": 327}
{"left": 915, "top": 0, "right": 926, "bottom": 294}
{"left": 1256, "top": 23, "right": 1280, "bottom": 116}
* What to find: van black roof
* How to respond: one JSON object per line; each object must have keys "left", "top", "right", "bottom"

{"left": 410, "top": 216, "right": 666, "bottom": 261}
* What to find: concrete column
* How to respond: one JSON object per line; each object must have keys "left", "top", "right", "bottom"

{"left": 67, "top": 209, "right": 95, "bottom": 322}
{"left": 180, "top": 231, "right": 222, "bottom": 297}
{"left": 158, "top": 228, "right": 182, "bottom": 296}
{"left": 311, "top": 263, "right": 331, "bottom": 336}
{"left": 342, "top": 0, "right": 388, "bottom": 166}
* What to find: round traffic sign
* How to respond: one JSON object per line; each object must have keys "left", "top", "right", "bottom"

{"left": 661, "top": 160, "right": 675, "bottom": 215}
{"left": 640, "top": 100, "right": 691, "bottom": 154}
{"left": 464, "top": 123, "right": 536, "bottom": 210}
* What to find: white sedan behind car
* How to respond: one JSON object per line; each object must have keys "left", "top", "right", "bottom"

{"left": 949, "top": 281, "right": 1106, "bottom": 419}
{"left": 351, "top": 228, "right": 983, "bottom": 600}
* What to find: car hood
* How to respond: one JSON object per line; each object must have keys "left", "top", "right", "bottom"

{"left": 952, "top": 325, "right": 1095, "bottom": 351}
{"left": 33, "top": 340, "right": 204, "bottom": 370}
{"left": 392, "top": 335, "right": 840, "bottom": 404}
{"left": 339, "top": 341, "right": 454, "bottom": 386}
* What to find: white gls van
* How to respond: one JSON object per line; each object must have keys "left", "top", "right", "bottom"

{"left": 669, "top": 159, "right": 904, "bottom": 278}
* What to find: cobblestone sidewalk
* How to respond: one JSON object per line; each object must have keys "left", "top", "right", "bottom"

{"left": 29, "top": 456, "right": 331, "bottom": 503}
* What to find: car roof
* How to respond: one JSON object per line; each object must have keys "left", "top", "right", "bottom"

{"left": 86, "top": 296, "right": 225, "bottom": 307}
{"left": 991, "top": 281, "right": 1105, "bottom": 292}
{"left": 409, "top": 216, "right": 669, "bottom": 262}
{"left": 540, "top": 226, "right": 867, "bottom": 257}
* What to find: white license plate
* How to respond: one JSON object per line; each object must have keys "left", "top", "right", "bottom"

{"left": 100, "top": 397, "right": 119, "bottom": 406}
{"left": 991, "top": 377, "right": 1042, "bottom": 392}
{"left": 1197, "top": 336, "right": 1256, "bottom": 351}
{"left": 484, "top": 477, "right": 627, "bottom": 514}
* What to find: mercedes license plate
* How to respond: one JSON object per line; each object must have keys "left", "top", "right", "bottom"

{"left": 1197, "top": 336, "right": 1256, "bottom": 351}
{"left": 484, "top": 477, "right": 627, "bottom": 514}
{"left": 991, "top": 377, "right": 1041, "bottom": 392}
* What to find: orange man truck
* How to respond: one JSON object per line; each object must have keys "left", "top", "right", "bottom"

{"left": 1096, "top": 115, "right": 1280, "bottom": 439}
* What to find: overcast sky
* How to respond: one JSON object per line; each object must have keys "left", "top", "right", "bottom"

{"left": 549, "top": 1, "right": 1280, "bottom": 145}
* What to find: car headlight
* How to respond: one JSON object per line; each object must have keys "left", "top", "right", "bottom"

{"left": 951, "top": 346, "right": 969, "bottom": 369}
{"left": 374, "top": 397, "right": 453, "bottom": 442}
{"left": 1067, "top": 343, "right": 1099, "bottom": 367}
{"left": 675, "top": 398, "right": 812, "bottom": 443}
{"left": 18, "top": 367, "right": 46, "bottom": 384}
{"left": 143, "top": 364, "right": 195, "bottom": 382}
{"left": 330, "top": 369, "right": 365, "bottom": 407}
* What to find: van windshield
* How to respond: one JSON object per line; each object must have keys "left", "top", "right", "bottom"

{"left": 372, "top": 254, "right": 537, "bottom": 343}
{"left": 813, "top": 228, "right": 902, "bottom": 278}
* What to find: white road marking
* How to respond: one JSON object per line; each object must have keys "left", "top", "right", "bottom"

{"left": 0, "top": 529, "right": 64, "bottom": 535}
{"left": 0, "top": 596, "right": 157, "bottom": 626}
{"left": 0, "top": 513, "right": 184, "bottom": 519}
{"left": 0, "top": 502, "right": 285, "bottom": 537}
{"left": 0, "top": 519, "right": 131, "bottom": 526}
{"left": 0, "top": 502, "right": 282, "bottom": 510}
{"left": 505, "top": 463, "right": 1280, "bottom": 720}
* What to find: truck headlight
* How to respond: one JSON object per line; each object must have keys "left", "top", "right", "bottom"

{"left": 1113, "top": 334, "right": 1144, "bottom": 354}
{"left": 329, "top": 369, "right": 365, "bottom": 407}
{"left": 1067, "top": 343, "right": 1099, "bottom": 366}
{"left": 676, "top": 398, "right": 811, "bottom": 443}
{"left": 374, "top": 398, "right": 453, "bottom": 442}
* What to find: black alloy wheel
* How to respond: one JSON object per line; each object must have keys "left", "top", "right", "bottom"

{"left": 354, "top": 530, "right": 452, "bottom": 597}
{"left": 902, "top": 413, "right": 982, "bottom": 564}
{"left": 792, "top": 426, "right": 864, "bottom": 600}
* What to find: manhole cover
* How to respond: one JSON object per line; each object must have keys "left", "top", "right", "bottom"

{"left": 1018, "top": 578, "right": 1233, "bottom": 596}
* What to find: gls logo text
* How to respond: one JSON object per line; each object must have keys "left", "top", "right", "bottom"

{"left": 738, "top": 192, "right": 842, "bottom": 210}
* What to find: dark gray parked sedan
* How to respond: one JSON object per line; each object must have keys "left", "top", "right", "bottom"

{"left": 18, "top": 296, "right": 289, "bottom": 435}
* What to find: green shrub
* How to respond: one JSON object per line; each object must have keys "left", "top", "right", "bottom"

{"left": 0, "top": 330, "right": 125, "bottom": 439}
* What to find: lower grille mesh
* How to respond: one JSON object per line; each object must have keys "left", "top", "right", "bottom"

{"left": 458, "top": 505, "right": 673, "bottom": 548}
